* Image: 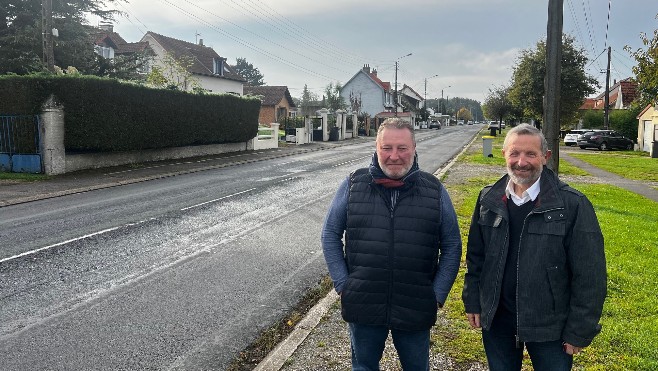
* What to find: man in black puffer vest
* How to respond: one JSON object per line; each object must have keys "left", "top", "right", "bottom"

{"left": 322, "top": 118, "right": 462, "bottom": 370}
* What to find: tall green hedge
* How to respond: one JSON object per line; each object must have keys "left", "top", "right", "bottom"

{"left": 0, "top": 74, "right": 260, "bottom": 152}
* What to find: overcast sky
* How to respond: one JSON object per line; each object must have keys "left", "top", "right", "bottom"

{"left": 91, "top": 0, "right": 657, "bottom": 102}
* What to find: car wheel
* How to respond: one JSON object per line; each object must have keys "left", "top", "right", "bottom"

{"left": 579, "top": 146, "right": 587, "bottom": 149}
{"left": 626, "top": 143, "right": 633, "bottom": 150}
{"left": 599, "top": 142, "right": 608, "bottom": 151}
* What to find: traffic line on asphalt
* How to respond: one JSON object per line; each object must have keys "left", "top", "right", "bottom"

{"left": 1, "top": 219, "right": 157, "bottom": 264}
{"left": 179, "top": 188, "right": 256, "bottom": 211}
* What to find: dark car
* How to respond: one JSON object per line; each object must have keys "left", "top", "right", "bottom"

{"left": 577, "top": 130, "right": 634, "bottom": 151}
{"left": 429, "top": 120, "right": 441, "bottom": 129}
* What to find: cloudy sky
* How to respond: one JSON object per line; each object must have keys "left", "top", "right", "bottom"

{"left": 91, "top": 0, "right": 657, "bottom": 102}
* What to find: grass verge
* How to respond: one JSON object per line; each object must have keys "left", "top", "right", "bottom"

{"left": 437, "top": 144, "right": 658, "bottom": 370}
{"left": 568, "top": 151, "right": 658, "bottom": 182}
{"left": 0, "top": 172, "right": 50, "bottom": 181}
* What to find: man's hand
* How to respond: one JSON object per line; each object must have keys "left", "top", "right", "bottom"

{"left": 563, "top": 343, "right": 583, "bottom": 355}
{"left": 466, "top": 313, "right": 481, "bottom": 329}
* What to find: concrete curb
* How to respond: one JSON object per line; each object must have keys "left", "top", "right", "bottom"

{"left": 254, "top": 291, "right": 340, "bottom": 371}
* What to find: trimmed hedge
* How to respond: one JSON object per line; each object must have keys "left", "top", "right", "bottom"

{"left": 0, "top": 74, "right": 260, "bottom": 152}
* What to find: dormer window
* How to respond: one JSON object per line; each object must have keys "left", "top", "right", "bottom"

{"left": 213, "top": 58, "right": 224, "bottom": 76}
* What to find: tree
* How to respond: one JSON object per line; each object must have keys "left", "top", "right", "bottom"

{"left": 324, "top": 82, "right": 346, "bottom": 112}
{"left": 456, "top": 107, "right": 473, "bottom": 122}
{"left": 0, "top": 0, "right": 125, "bottom": 75}
{"left": 508, "top": 34, "right": 598, "bottom": 128}
{"left": 146, "top": 52, "right": 201, "bottom": 91}
{"left": 483, "top": 85, "right": 513, "bottom": 132}
{"left": 234, "top": 57, "right": 265, "bottom": 86}
{"left": 625, "top": 13, "right": 658, "bottom": 107}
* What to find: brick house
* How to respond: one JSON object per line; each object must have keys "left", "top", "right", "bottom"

{"left": 243, "top": 86, "right": 297, "bottom": 125}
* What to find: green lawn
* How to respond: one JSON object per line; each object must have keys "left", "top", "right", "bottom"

{"left": 437, "top": 148, "right": 658, "bottom": 370}
{"left": 569, "top": 151, "right": 658, "bottom": 182}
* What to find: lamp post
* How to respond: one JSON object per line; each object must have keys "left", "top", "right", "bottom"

{"left": 440, "top": 85, "right": 451, "bottom": 115}
{"left": 394, "top": 53, "right": 412, "bottom": 117}
{"left": 424, "top": 74, "right": 439, "bottom": 108}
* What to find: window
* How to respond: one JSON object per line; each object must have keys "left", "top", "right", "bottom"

{"left": 213, "top": 58, "right": 224, "bottom": 76}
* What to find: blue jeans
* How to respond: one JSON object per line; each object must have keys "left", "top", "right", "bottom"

{"left": 348, "top": 322, "right": 430, "bottom": 371}
{"left": 482, "top": 316, "right": 573, "bottom": 371}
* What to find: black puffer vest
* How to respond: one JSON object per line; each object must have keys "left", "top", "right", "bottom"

{"left": 342, "top": 168, "right": 444, "bottom": 331}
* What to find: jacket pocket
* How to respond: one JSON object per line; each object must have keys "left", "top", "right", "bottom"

{"left": 546, "top": 265, "right": 568, "bottom": 311}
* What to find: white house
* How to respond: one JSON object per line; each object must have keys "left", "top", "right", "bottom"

{"left": 140, "top": 32, "right": 245, "bottom": 95}
{"left": 340, "top": 65, "right": 393, "bottom": 117}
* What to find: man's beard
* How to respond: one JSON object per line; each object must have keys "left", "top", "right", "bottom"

{"left": 380, "top": 161, "right": 411, "bottom": 180}
{"left": 507, "top": 164, "right": 541, "bottom": 185}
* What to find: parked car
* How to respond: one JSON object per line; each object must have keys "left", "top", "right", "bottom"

{"left": 488, "top": 121, "right": 499, "bottom": 129}
{"left": 429, "top": 120, "right": 440, "bottom": 129}
{"left": 457, "top": 120, "right": 465, "bottom": 126}
{"left": 563, "top": 129, "right": 591, "bottom": 146}
{"left": 577, "top": 130, "right": 634, "bottom": 150}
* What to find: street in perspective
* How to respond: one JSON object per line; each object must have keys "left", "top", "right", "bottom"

{"left": 0, "top": 126, "right": 480, "bottom": 370}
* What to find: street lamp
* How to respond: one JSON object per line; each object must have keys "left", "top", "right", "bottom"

{"left": 394, "top": 53, "right": 412, "bottom": 116}
{"left": 440, "top": 85, "right": 451, "bottom": 115}
{"left": 424, "top": 74, "right": 439, "bottom": 108}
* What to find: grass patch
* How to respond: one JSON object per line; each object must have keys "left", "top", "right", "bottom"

{"left": 226, "top": 276, "right": 334, "bottom": 371}
{"left": 569, "top": 152, "right": 658, "bottom": 182}
{"left": 438, "top": 151, "right": 658, "bottom": 369}
{"left": 0, "top": 172, "right": 50, "bottom": 181}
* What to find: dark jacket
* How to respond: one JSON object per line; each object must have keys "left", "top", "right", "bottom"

{"left": 341, "top": 167, "right": 444, "bottom": 331}
{"left": 462, "top": 167, "right": 606, "bottom": 347}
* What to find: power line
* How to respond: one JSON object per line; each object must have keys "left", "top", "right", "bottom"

{"left": 155, "top": 0, "right": 342, "bottom": 82}
{"left": 177, "top": 0, "right": 353, "bottom": 76}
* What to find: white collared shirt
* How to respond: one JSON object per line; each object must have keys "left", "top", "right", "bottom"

{"left": 505, "top": 177, "right": 541, "bottom": 206}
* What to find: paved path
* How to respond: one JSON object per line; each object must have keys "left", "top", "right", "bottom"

{"left": 560, "top": 152, "right": 658, "bottom": 202}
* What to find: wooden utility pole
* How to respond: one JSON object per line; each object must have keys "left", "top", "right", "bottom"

{"left": 604, "top": 46, "right": 611, "bottom": 129}
{"left": 42, "top": 0, "right": 55, "bottom": 71}
{"left": 543, "top": 0, "right": 563, "bottom": 173}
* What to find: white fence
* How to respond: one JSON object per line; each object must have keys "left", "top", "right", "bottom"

{"left": 248, "top": 123, "right": 279, "bottom": 150}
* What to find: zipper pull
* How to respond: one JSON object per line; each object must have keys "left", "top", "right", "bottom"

{"left": 515, "top": 335, "right": 522, "bottom": 349}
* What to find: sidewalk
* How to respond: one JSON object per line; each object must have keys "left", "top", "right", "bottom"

{"left": 0, "top": 139, "right": 365, "bottom": 207}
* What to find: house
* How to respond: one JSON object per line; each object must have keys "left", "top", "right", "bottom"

{"left": 399, "top": 84, "right": 423, "bottom": 111}
{"left": 243, "top": 86, "right": 297, "bottom": 125}
{"left": 636, "top": 104, "right": 658, "bottom": 156}
{"left": 140, "top": 31, "right": 245, "bottom": 95}
{"left": 90, "top": 23, "right": 152, "bottom": 77}
{"left": 91, "top": 23, "right": 151, "bottom": 61}
{"left": 579, "top": 78, "right": 639, "bottom": 111}
{"left": 340, "top": 65, "right": 394, "bottom": 117}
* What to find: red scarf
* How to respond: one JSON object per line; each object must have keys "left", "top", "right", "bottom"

{"left": 374, "top": 178, "right": 404, "bottom": 188}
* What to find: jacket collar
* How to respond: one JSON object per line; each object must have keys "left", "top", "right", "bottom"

{"left": 481, "top": 166, "right": 566, "bottom": 214}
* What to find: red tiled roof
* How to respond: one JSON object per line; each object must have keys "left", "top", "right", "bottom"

{"left": 243, "top": 86, "right": 296, "bottom": 107}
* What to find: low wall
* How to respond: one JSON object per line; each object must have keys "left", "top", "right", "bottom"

{"left": 65, "top": 142, "right": 248, "bottom": 173}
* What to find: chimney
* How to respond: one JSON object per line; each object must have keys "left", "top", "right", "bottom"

{"left": 362, "top": 64, "right": 370, "bottom": 74}
{"left": 372, "top": 69, "right": 377, "bottom": 77}
{"left": 99, "top": 22, "right": 113, "bottom": 33}
{"left": 198, "top": 39, "right": 204, "bottom": 46}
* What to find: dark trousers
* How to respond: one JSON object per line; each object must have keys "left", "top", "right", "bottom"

{"left": 348, "top": 322, "right": 430, "bottom": 371}
{"left": 482, "top": 311, "right": 573, "bottom": 371}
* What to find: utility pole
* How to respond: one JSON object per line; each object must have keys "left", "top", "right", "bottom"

{"left": 424, "top": 74, "right": 438, "bottom": 109}
{"left": 393, "top": 53, "right": 412, "bottom": 117}
{"left": 394, "top": 61, "right": 398, "bottom": 116}
{"left": 604, "top": 46, "right": 611, "bottom": 130}
{"left": 42, "top": 0, "right": 55, "bottom": 71}
{"left": 543, "top": 0, "right": 563, "bottom": 173}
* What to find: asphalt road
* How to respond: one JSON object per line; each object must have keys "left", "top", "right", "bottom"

{"left": 0, "top": 125, "right": 481, "bottom": 370}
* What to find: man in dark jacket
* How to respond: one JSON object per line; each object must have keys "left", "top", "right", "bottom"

{"left": 462, "top": 124, "right": 606, "bottom": 370}
{"left": 322, "top": 118, "right": 462, "bottom": 370}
